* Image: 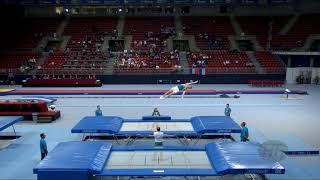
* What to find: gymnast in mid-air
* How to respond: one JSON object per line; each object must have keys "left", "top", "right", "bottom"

{"left": 160, "top": 81, "right": 199, "bottom": 99}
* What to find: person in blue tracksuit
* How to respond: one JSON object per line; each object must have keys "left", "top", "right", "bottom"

{"left": 40, "top": 133, "right": 48, "bottom": 160}
{"left": 224, "top": 104, "right": 231, "bottom": 116}
{"left": 95, "top": 105, "right": 103, "bottom": 116}
{"left": 240, "top": 122, "right": 249, "bottom": 142}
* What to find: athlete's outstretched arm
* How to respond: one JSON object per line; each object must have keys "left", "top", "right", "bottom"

{"left": 181, "top": 91, "right": 186, "bottom": 98}
{"left": 185, "top": 80, "right": 199, "bottom": 86}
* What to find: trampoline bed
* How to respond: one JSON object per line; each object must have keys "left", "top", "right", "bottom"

{"left": 71, "top": 116, "right": 241, "bottom": 144}
{"left": 106, "top": 150, "right": 211, "bottom": 169}
{"left": 119, "top": 121, "right": 194, "bottom": 132}
{"left": 33, "top": 141, "right": 285, "bottom": 180}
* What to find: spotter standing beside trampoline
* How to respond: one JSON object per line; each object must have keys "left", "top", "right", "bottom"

{"left": 95, "top": 105, "right": 103, "bottom": 117}
{"left": 40, "top": 133, "right": 48, "bottom": 160}
{"left": 240, "top": 122, "right": 249, "bottom": 142}
{"left": 153, "top": 126, "right": 164, "bottom": 146}
{"left": 160, "top": 80, "right": 198, "bottom": 99}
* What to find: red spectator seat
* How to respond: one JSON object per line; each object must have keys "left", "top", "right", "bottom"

{"left": 255, "top": 51, "right": 285, "bottom": 74}
{"left": 188, "top": 50, "right": 256, "bottom": 74}
{"left": 182, "top": 17, "right": 234, "bottom": 50}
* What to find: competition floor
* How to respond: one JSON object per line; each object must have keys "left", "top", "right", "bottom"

{"left": 0, "top": 84, "right": 319, "bottom": 180}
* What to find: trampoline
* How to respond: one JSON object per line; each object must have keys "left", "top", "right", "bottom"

{"left": 71, "top": 116, "right": 241, "bottom": 145}
{"left": 33, "top": 141, "right": 285, "bottom": 180}
{"left": 0, "top": 116, "right": 23, "bottom": 139}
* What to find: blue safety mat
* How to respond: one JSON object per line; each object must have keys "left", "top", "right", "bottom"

{"left": 206, "top": 142, "right": 285, "bottom": 174}
{"left": 33, "top": 141, "right": 112, "bottom": 174}
{"left": 71, "top": 116, "right": 241, "bottom": 134}
{"left": 71, "top": 116, "right": 124, "bottom": 133}
{"left": 0, "top": 116, "right": 23, "bottom": 132}
{"left": 191, "top": 116, "right": 241, "bottom": 133}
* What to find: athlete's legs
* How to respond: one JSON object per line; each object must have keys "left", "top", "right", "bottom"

{"left": 160, "top": 89, "right": 177, "bottom": 99}
{"left": 164, "top": 90, "right": 176, "bottom": 98}
{"left": 164, "top": 90, "right": 174, "bottom": 96}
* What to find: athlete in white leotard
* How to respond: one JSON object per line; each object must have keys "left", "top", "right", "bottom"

{"left": 160, "top": 81, "right": 198, "bottom": 99}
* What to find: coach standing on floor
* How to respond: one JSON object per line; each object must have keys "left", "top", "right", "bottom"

{"left": 40, "top": 133, "right": 48, "bottom": 160}
{"left": 154, "top": 126, "right": 164, "bottom": 146}
{"left": 95, "top": 105, "right": 103, "bottom": 116}
{"left": 224, "top": 104, "right": 231, "bottom": 116}
{"left": 240, "top": 122, "right": 249, "bottom": 142}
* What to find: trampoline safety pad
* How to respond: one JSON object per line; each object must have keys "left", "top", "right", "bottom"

{"left": 120, "top": 122, "right": 194, "bottom": 132}
{"left": 106, "top": 151, "right": 211, "bottom": 169}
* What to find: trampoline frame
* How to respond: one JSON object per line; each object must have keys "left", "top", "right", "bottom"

{"left": 0, "top": 116, "right": 23, "bottom": 140}
{"left": 34, "top": 141, "right": 285, "bottom": 180}
{"left": 72, "top": 116, "right": 241, "bottom": 145}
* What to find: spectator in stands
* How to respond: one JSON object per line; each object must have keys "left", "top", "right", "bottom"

{"left": 40, "top": 133, "right": 48, "bottom": 160}
{"left": 152, "top": 108, "right": 161, "bottom": 116}
{"left": 224, "top": 104, "right": 231, "bottom": 116}
{"left": 163, "top": 40, "right": 167, "bottom": 47}
{"left": 182, "top": 25, "right": 187, "bottom": 31}
{"left": 296, "top": 40, "right": 304, "bottom": 48}
{"left": 141, "top": 60, "right": 148, "bottom": 67}
{"left": 130, "top": 27, "right": 136, "bottom": 34}
{"left": 298, "top": 74, "right": 304, "bottom": 84}
{"left": 95, "top": 105, "right": 103, "bottom": 116}
{"left": 154, "top": 53, "right": 160, "bottom": 60}
{"left": 202, "top": 54, "right": 209, "bottom": 60}
{"left": 20, "top": 66, "right": 26, "bottom": 73}
{"left": 240, "top": 122, "right": 249, "bottom": 142}
{"left": 153, "top": 126, "right": 164, "bottom": 146}
{"left": 204, "top": 33, "right": 209, "bottom": 40}
{"left": 197, "top": 59, "right": 202, "bottom": 66}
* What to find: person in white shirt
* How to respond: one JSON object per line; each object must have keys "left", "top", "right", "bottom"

{"left": 153, "top": 126, "right": 164, "bottom": 146}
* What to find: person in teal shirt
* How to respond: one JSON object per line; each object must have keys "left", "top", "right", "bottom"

{"left": 240, "top": 122, "right": 249, "bottom": 142}
{"left": 224, "top": 104, "right": 231, "bottom": 116}
{"left": 152, "top": 108, "right": 161, "bottom": 116}
{"left": 160, "top": 80, "right": 198, "bottom": 99}
{"left": 40, "top": 133, "right": 48, "bottom": 160}
{"left": 95, "top": 105, "right": 103, "bottom": 116}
